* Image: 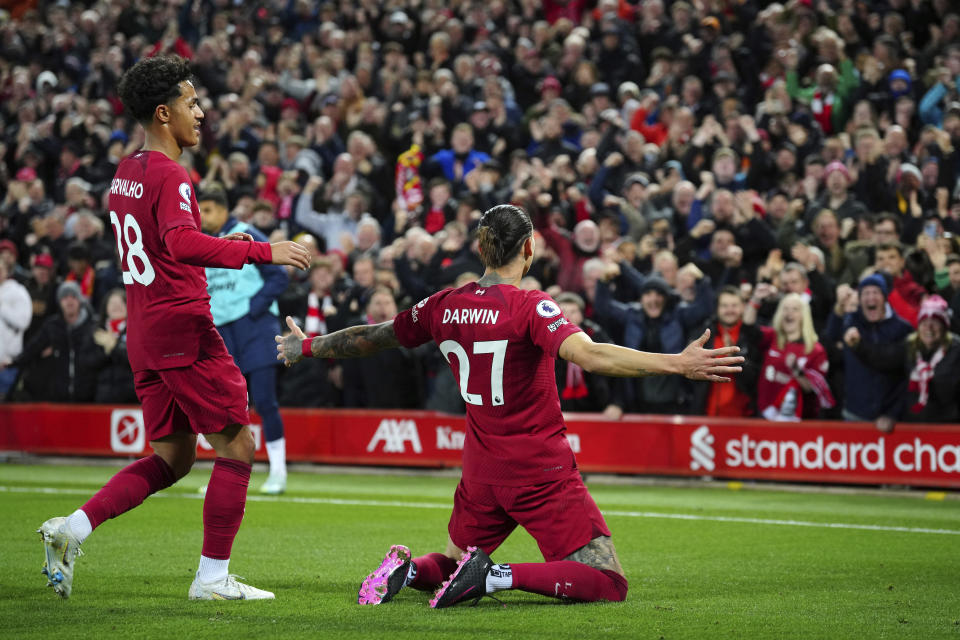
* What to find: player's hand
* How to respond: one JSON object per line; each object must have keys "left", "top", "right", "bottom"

{"left": 678, "top": 329, "right": 744, "bottom": 382}
{"left": 223, "top": 232, "right": 254, "bottom": 242}
{"left": 276, "top": 315, "right": 309, "bottom": 367}
{"left": 270, "top": 241, "right": 311, "bottom": 270}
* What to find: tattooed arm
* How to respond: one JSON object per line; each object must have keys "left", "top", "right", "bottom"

{"left": 276, "top": 316, "right": 400, "bottom": 366}
{"left": 558, "top": 329, "right": 744, "bottom": 382}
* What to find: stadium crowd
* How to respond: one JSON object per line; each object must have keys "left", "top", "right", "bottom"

{"left": 1, "top": 0, "right": 960, "bottom": 429}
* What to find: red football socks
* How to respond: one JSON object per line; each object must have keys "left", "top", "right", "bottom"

{"left": 409, "top": 553, "right": 459, "bottom": 591}
{"left": 80, "top": 454, "right": 177, "bottom": 529}
{"left": 201, "top": 457, "right": 251, "bottom": 560}
{"left": 510, "top": 562, "right": 629, "bottom": 602}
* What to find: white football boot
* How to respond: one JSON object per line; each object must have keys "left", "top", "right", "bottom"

{"left": 38, "top": 516, "right": 84, "bottom": 599}
{"left": 188, "top": 574, "right": 275, "bottom": 600}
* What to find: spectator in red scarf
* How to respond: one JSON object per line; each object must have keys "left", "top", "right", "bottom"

{"left": 755, "top": 293, "right": 834, "bottom": 421}
{"left": 554, "top": 292, "right": 623, "bottom": 419}
{"left": 91, "top": 288, "right": 136, "bottom": 404}
{"left": 871, "top": 296, "right": 960, "bottom": 431}
{"left": 65, "top": 243, "right": 95, "bottom": 303}
{"left": 691, "top": 286, "right": 764, "bottom": 417}
{"left": 784, "top": 42, "right": 859, "bottom": 135}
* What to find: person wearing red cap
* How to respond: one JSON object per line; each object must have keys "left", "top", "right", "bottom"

{"left": 0, "top": 239, "right": 29, "bottom": 284}
{"left": 24, "top": 252, "right": 59, "bottom": 340}
{"left": 868, "top": 295, "right": 960, "bottom": 431}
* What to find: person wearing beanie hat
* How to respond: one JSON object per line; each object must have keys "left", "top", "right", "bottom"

{"left": 871, "top": 295, "right": 960, "bottom": 430}
{"left": 917, "top": 294, "right": 952, "bottom": 329}
{"left": 824, "top": 273, "right": 914, "bottom": 422}
{"left": 594, "top": 259, "right": 715, "bottom": 414}
{"left": 888, "top": 69, "right": 912, "bottom": 99}
{"left": 858, "top": 272, "right": 888, "bottom": 299}
{"left": 8, "top": 267, "right": 99, "bottom": 403}
{"left": 56, "top": 279, "right": 85, "bottom": 303}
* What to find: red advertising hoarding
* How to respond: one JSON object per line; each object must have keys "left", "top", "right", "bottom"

{"left": 1, "top": 404, "right": 959, "bottom": 488}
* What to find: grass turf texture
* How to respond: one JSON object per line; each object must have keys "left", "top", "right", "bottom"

{"left": 1, "top": 463, "right": 959, "bottom": 639}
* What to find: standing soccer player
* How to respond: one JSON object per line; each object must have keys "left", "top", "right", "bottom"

{"left": 277, "top": 204, "right": 742, "bottom": 607}
{"left": 199, "top": 187, "right": 290, "bottom": 495}
{"left": 36, "top": 56, "right": 311, "bottom": 600}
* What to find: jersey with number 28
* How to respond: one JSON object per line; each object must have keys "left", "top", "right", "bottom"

{"left": 393, "top": 282, "right": 582, "bottom": 486}
{"left": 108, "top": 151, "right": 227, "bottom": 372}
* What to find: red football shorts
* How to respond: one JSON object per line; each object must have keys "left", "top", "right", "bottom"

{"left": 448, "top": 474, "right": 612, "bottom": 562}
{"left": 134, "top": 354, "right": 250, "bottom": 441}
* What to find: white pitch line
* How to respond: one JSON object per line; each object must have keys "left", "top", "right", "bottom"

{"left": 3, "top": 485, "right": 959, "bottom": 536}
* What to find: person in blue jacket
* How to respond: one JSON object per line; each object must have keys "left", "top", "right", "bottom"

{"left": 594, "top": 259, "right": 715, "bottom": 413}
{"left": 823, "top": 272, "right": 914, "bottom": 422}
{"left": 199, "top": 188, "right": 290, "bottom": 494}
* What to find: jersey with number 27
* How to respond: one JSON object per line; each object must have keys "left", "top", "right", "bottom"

{"left": 393, "top": 282, "right": 582, "bottom": 486}
{"left": 108, "top": 151, "right": 227, "bottom": 372}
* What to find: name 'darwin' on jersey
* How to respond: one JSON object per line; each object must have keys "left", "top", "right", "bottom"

{"left": 441, "top": 308, "right": 500, "bottom": 325}
{"left": 110, "top": 178, "right": 144, "bottom": 199}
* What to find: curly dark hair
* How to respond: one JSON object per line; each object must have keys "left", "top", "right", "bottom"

{"left": 118, "top": 56, "right": 194, "bottom": 123}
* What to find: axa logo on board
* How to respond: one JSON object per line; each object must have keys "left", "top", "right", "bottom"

{"left": 367, "top": 419, "right": 423, "bottom": 453}
{"left": 689, "top": 426, "right": 960, "bottom": 473}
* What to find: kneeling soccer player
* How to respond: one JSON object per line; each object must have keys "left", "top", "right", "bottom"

{"left": 277, "top": 204, "right": 742, "bottom": 607}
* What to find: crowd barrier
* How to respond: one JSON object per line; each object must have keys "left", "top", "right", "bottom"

{"left": 2, "top": 404, "right": 959, "bottom": 489}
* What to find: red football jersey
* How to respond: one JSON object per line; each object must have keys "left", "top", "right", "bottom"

{"left": 108, "top": 151, "right": 230, "bottom": 371}
{"left": 393, "top": 282, "right": 582, "bottom": 486}
{"left": 756, "top": 326, "right": 830, "bottom": 419}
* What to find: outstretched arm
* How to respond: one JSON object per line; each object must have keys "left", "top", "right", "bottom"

{"left": 165, "top": 226, "right": 310, "bottom": 270}
{"left": 276, "top": 315, "right": 400, "bottom": 366}
{"left": 558, "top": 328, "right": 743, "bottom": 382}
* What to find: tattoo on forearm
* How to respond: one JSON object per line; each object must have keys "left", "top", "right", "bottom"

{"left": 311, "top": 321, "right": 401, "bottom": 359}
{"left": 564, "top": 536, "right": 624, "bottom": 575}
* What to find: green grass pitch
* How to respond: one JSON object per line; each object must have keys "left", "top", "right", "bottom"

{"left": 1, "top": 462, "right": 959, "bottom": 639}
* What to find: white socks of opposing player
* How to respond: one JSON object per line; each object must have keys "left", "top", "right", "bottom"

{"left": 197, "top": 556, "right": 230, "bottom": 584}
{"left": 265, "top": 438, "right": 287, "bottom": 478}
{"left": 66, "top": 509, "right": 93, "bottom": 544}
{"left": 486, "top": 564, "right": 513, "bottom": 593}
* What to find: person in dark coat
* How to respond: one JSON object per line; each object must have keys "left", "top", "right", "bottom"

{"left": 690, "top": 286, "right": 764, "bottom": 416}
{"left": 554, "top": 292, "right": 624, "bottom": 419}
{"left": 341, "top": 286, "right": 423, "bottom": 409}
{"left": 8, "top": 281, "right": 99, "bottom": 402}
{"left": 594, "top": 263, "right": 714, "bottom": 414}
{"left": 91, "top": 288, "right": 137, "bottom": 404}
{"left": 823, "top": 273, "right": 914, "bottom": 421}
{"left": 866, "top": 296, "right": 960, "bottom": 431}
